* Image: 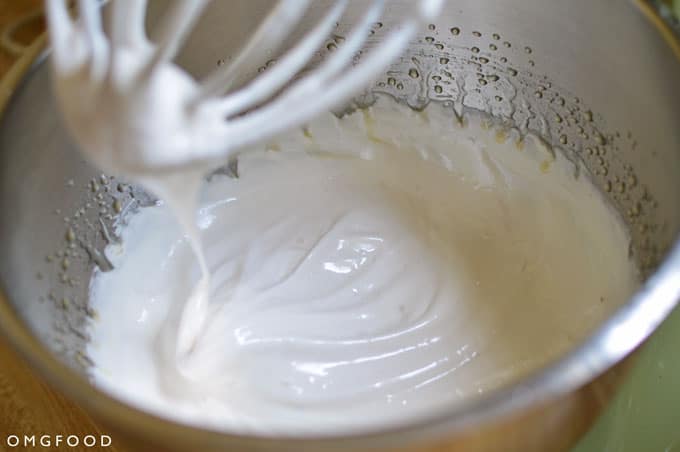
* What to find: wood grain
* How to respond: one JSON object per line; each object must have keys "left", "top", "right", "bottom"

{"left": 0, "top": 340, "right": 118, "bottom": 452}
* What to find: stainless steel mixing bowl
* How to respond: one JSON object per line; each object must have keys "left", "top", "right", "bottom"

{"left": 1, "top": 1, "right": 679, "bottom": 451}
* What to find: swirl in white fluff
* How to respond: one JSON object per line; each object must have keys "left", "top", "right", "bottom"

{"left": 87, "top": 98, "right": 637, "bottom": 434}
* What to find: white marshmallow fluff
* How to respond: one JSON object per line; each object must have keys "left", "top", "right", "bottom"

{"left": 86, "top": 97, "right": 638, "bottom": 434}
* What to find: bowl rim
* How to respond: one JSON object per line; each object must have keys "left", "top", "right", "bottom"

{"left": 0, "top": 0, "right": 679, "bottom": 449}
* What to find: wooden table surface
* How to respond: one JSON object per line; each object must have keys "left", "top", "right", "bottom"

{"left": 0, "top": 2, "right": 119, "bottom": 451}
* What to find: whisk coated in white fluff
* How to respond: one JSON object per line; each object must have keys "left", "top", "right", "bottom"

{"left": 45, "top": 0, "right": 443, "bottom": 176}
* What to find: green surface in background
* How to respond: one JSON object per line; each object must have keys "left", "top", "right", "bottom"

{"left": 573, "top": 305, "right": 680, "bottom": 451}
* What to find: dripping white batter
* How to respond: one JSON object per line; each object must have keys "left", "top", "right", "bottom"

{"left": 87, "top": 97, "right": 638, "bottom": 434}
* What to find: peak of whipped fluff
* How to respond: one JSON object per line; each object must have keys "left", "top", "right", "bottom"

{"left": 86, "top": 97, "right": 638, "bottom": 435}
